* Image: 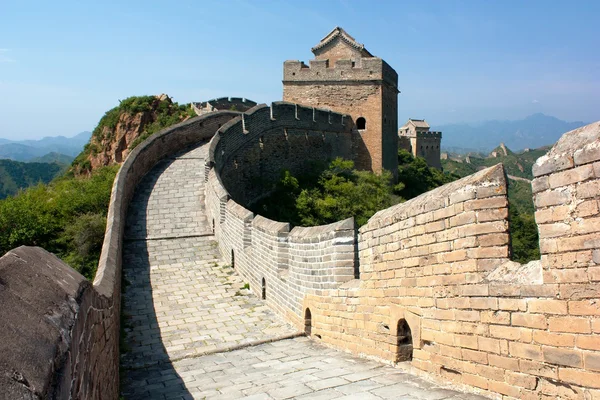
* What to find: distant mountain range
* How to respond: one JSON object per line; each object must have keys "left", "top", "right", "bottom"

{"left": 0, "top": 131, "right": 91, "bottom": 162}
{"left": 436, "top": 114, "right": 587, "bottom": 153}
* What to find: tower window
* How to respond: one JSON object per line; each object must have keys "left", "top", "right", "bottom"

{"left": 356, "top": 117, "right": 366, "bottom": 130}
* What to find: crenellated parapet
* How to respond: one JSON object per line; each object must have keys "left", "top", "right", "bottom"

{"left": 208, "top": 102, "right": 354, "bottom": 205}
{"left": 193, "top": 97, "right": 257, "bottom": 115}
{"left": 283, "top": 57, "right": 398, "bottom": 89}
{"left": 416, "top": 130, "right": 442, "bottom": 139}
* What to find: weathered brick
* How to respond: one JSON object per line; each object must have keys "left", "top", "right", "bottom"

{"left": 512, "top": 312, "right": 547, "bottom": 329}
{"left": 508, "top": 342, "right": 542, "bottom": 361}
{"left": 490, "top": 325, "right": 532, "bottom": 342}
{"left": 531, "top": 176, "right": 549, "bottom": 193}
{"left": 559, "top": 367, "right": 600, "bottom": 389}
{"left": 534, "top": 188, "right": 573, "bottom": 208}
{"left": 542, "top": 346, "right": 582, "bottom": 367}
{"left": 548, "top": 316, "right": 591, "bottom": 333}
{"left": 488, "top": 380, "right": 520, "bottom": 397}
{"left": 464, "top": 197, "right": 508, "bottom": 211}
{"left": 461, "top": 348, "right": 488, "bottom": 364}
{"left": 477, "top": 208, "right": 508, "bottom": 222}
{"left": 499, "top": 298, "right": 527, "bottom": 312}
{"left": 478, "top": 337, "right": 501, "bottom": 354}
{"left": 577, "top": 335, "right": 600, "bottom": 351}
{"left": 532, "top": 331, "right": 575, "bottom": 347}
{"left": 578, "top": 180, "right": 600, "bottom": 199}
{"left": 520, "top": 359, "right": 558, "bottom": 379}
{"left": 480, "top": 310, "right": 510, "bottom": 325}
{"left": 548, "top": 164, "right": 594, "bottom": 189}
{"left": 538, "top": 223, "right": 571, "bottom": 238}
{"left": 467, "top": 246, "right": 508, "bottom": 259}
{"left": 527, "top": 299, "right": 568, "bottom": 315}
{"left": 575, "top": 200, "right": 599, "bottom": 218}
{"left": 461, "top": 373, "right": 488, "bottom": 390}
{"left": 506, "top": 371, "right": 538, "bottom": 390}
{"left": 585, "top": 353, "right": 600, "bottom": 372}
{"left": 569, "top": 300, "right": 600, "bottom": 316}
{"left": 489, "top": 354, "right": 519, "bottom": 370}
{"left": 455, "top": 334, "right": 478, "bottom": 350}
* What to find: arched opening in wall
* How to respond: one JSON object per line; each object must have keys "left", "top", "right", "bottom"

{"left": 261, "top": 278, "right": 266, "bottom": 300}
{"left": 212, "top": 219, "right": 215, "bottom": 234}
{"left": 304, "top": 308, "right": 312, "bottom": 336}
{"left": 356, "top": 117, "right": 366, "bottom": 130}
{"left": 396, "top": 319, "right": 413, "bottom": 362}
{"left": 231, "top": 250, "right": 235, "bottom": 269}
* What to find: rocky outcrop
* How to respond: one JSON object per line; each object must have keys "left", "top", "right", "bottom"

{"left": 75, "top": 94, "right": 193, "bottom": 175}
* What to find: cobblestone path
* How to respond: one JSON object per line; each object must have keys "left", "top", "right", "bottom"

{"left": 120, "top": 142, "right": 486, "bottom": 400}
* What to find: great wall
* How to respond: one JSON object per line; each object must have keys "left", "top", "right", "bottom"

{"left": 1, "top": 27, "right": 600, "bottom": 400}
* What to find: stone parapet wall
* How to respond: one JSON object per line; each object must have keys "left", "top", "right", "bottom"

{"left": 283, "top": 57, "right": 398, "bottom": 88}
{"left": 205, "top": 166, "right": 358, "bottom": 325}
{"left": 304, "top": 123, "right": 600, "bottom": 399}
{"left": 209, "top": 102, "right": 354, "bottom": 206}
{"left": 206, "top": 100, "right": 600, "bottom": 398}
{"left": 0, "top": 111, "right": 239, "bottom": 399}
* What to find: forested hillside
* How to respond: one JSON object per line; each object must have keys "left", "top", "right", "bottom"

{"left": 0, "top": 159, "right": 67, "bottom": 199}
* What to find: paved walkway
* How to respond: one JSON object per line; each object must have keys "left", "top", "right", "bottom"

{"left": 120, "top": 142, "right": 487, "bottom": 400}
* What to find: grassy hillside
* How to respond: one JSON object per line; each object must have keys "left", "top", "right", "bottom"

{"left": 0, "top": 159, "right": 67, "bottom": 200}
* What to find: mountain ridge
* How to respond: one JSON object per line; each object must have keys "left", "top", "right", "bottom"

{"left": 0, "top": 131, "right": 91, "bottom": 161}
{"left": 436, "top": 113, "right": 587, "bottom": 153}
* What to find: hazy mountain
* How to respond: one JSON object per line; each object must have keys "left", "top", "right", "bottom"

{"left": 437, "top": 114, "right": 587, "bottom": 153}
{"left": 0, "top": 131, "right": 91, "bottom": 161}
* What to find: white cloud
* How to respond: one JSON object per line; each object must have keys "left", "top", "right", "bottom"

{"left": 532, "top": 99, "right": 539, "bottom": 103}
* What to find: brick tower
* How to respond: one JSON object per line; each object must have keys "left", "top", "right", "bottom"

{"left": 282, "top": 27, "right": 399, "bottom": 175}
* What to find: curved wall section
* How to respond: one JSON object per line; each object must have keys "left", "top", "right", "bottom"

{"left": 206, "top": 102, "right": 359, "bottom": 324}
{"left": 210, "top": 102, "right": 355, "bottom": 205}
{"left": 0, "top": 111, "right": 239, "bottom": 399}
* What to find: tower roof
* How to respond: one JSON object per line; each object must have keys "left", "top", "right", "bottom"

{"left": 406, "top": 119, "right": 430, "bottom": 129}
{"left": 311, "top": 27, "right": 373, "bottom": 57}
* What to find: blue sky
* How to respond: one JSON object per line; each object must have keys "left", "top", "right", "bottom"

{"left": 1, "top": 0, "right": 599, "bottom": 140}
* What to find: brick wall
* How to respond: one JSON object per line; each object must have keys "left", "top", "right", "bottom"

{"left": 208, "top": 120, "right": 600, "bottom": 400}
{"left": 205, "top": 167, "right": 358, "bottom": 326}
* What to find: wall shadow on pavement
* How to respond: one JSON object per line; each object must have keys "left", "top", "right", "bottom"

{"left": 119, "top": 157, "right": 194, "bottom": 400}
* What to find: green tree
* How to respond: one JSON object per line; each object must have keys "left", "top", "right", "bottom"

{"left": 395, "top": 149, "right": 457, "bottom": 199}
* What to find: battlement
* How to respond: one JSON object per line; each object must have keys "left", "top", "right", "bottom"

{"left": 193, "top": 97, "right": 257, "bottom": 115}
{"left": 208, "top": 102, "right": 355, "bottom": 206}
{"left": 283, "top": 57, "right": 398, "bottom": 89}
{"left": 416, "top": 130, "right": 442, "bottom": 139}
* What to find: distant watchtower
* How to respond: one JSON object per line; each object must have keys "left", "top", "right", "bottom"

{"left": 398, "top": 119, "right": 442, "bottom": 169}
{"left": 283, "top": 27, "right": 399, "bottom": 175}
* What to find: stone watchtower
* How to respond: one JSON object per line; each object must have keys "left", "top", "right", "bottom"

{"left": 398, "top": 119, "right": 442, "bottom": 169}
{"left": 283, "top": 27, "right": 399, "bottom": 174}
